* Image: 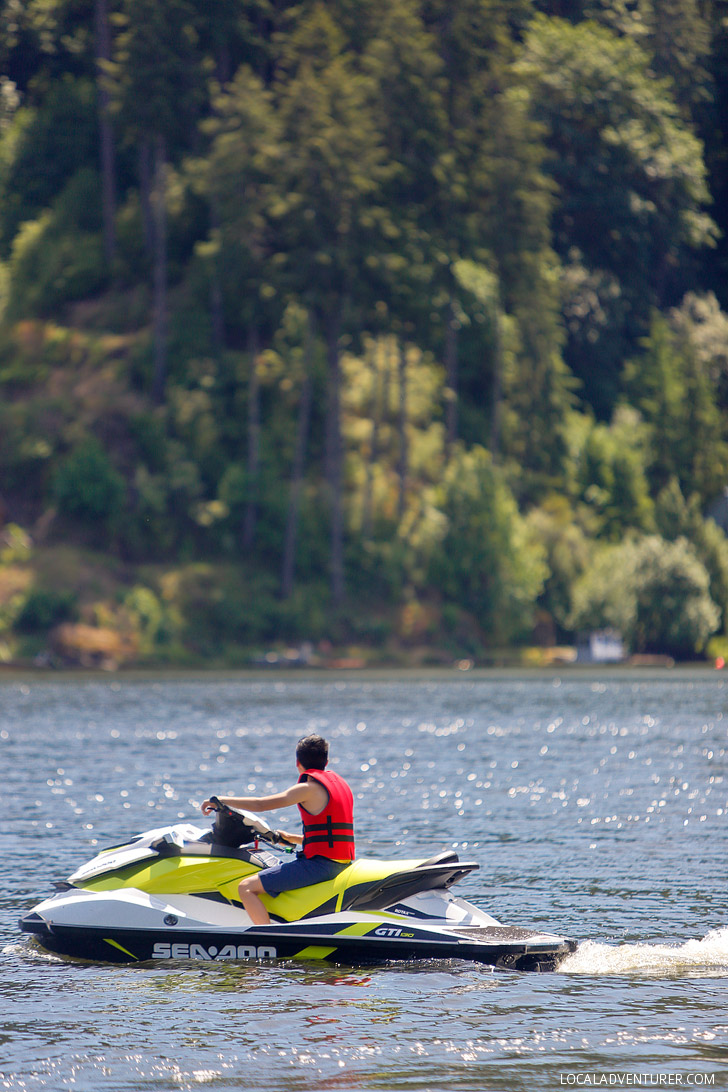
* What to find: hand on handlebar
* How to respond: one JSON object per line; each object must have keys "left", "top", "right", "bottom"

{"left": 270, "top": 829, "right": 298, "bottom": 847}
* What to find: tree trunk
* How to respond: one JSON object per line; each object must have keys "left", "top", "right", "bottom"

{"left": 490, "top": 300, "right": 503, "bottom": 462}
{"left": 94, "top": 0, "right": 116, "bottom": 265}
{"left": 281, "top": 314, "right": 314, "bottom": 598}
{"left": 326, "top": 311, "right": 345, "bottom": 605}
{"left": 362, "top": 338, "right": 382, "bottom": 540}
{"left": 215, "top": 44, "right": 232, "bottom": 86}
{"left": 445, "top": 297, "right": 458, "bottom": 448}
{"left": 209, "top": 269, "right": 225, "bottom": 357}
{"left": 207, "top": 47, "right": 231, "bottom": 358}
{"left": 208, "top": 200, "right": 226, "bottom": 356}
{"left": 138, "top": 139, "right": 155, "bottom": 257}
{"left": 397, "top": 338, "right": 408, "bottom": 521}
{"left": 243, "top": 327, "right": 261, "bottom": 551}
{"left": 151, "top": 134, "right": 168, "bottom": 405}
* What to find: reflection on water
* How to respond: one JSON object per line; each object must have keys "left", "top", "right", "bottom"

{"left": 1, "top": 671, "right": 727, "bottom": 1090}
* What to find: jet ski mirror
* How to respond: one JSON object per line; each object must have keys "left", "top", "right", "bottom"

{"left": 207, "top": 797, "right": 272, "bottom": 848}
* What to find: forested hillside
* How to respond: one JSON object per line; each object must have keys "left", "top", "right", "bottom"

{"left": 1, "top": 0, "right": 728, "bottom": 668}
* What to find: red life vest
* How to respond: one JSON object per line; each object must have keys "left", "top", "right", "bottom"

{"left": 297, "top": 768, "right": 355, "bottom": 861}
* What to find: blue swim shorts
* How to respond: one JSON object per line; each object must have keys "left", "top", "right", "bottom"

{"left": 258, "top": 853, "right": 351, "bottom": 897}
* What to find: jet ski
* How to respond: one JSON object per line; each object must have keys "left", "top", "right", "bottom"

{"left": 20, "top": 800, "right": 576, "bottom": 972}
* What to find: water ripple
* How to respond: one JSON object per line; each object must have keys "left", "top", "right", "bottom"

{"left": 2, "top": 671, "right": 727, "bottom": 1091}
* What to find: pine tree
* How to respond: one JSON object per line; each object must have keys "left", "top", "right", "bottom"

{"left": 517, "top": 14, "right": 717, "bottom": 417}
{"left": 271, "top": 4, "right": 392, "bottom": 603}
{"left": 113, "top": 0, "right": 204, "bottom": 402}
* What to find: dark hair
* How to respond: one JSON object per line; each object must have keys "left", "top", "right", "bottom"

{"left": 296, "top": 734, "right": 329, "bottom": 770}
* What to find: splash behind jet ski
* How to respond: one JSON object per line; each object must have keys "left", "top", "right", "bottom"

{"left": 21, "top": 800, "right": 576, "bottom": 971}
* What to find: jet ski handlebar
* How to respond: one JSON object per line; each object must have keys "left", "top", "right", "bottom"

{"left": 207, "top": 796, "right": 295, "bottom": 849}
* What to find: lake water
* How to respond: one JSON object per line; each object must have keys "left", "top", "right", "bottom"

{"left": 2, "top": 670, "right": 727, "bottom": 1091}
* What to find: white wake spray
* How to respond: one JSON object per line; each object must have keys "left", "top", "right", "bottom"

{"left": 560, "top": 927, "right": 728, "bottom": 977}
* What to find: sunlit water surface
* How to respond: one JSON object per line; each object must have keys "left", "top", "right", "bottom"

{"left": 1, "top": 670, "right": 727, "bottom": 1090}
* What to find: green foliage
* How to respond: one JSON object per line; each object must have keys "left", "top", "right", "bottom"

{"left": 517, "top": 14, "right": 717, "bottom": 415}
{"left": 707, "top": 635, "right": 728, "bottom": 665}
{"left": 217, "top": 462, "right": 247, "bottom": 514}
{"left": 6, "top": 170, "right": 108, "bottom": 318}
{"left": 518, "top": 15, "right": 715, "bottom": 261}
{"left": 624, "top": 310, "right": 728, "bottom": 503}
{"left": 569, "top": 406, "right": 654, "bottom": 538}
{"left": 128, "top": 413, "right": 169, "bottom": 473}
{"left": 112, "top": 0, "right": 204, "bottom": 149}
{"left": 363, "top": 0, "right": 445, "bottom": 212}
{"left": 581, "top": 0, "right": 713, "bottom": 117}
{"left": 272, "top": 581, "right": 332, "bottom": 643}
{"left": 272, "top": 4, "right": 395, "bottom": 315}
{"left": 655, "top": 478, "right": 728, "bottom": 635}
{"left": 53, "top": 437, "right": 126, "bottom": 527}
{"left": 527, "top": 495, "right": 592, "bottom": 633}
{"left": 123, "top": 584, "right": 175, "bottom": 653}
{"left": 428, "top": 446, "right": 547, "bottom": 645}
{"left": 123, "top": 442, "right": 203, "bottom": 557}
{"left": 0, "top": 76, "right": 98, "bottom": 258}
{"left": 342, "top": 334, "right": 446, "bottom": 539}
{"left": 197, "top": 65, "right": 283, "bottom": 333}
{"left": 13, "top": 587, "right": 77, "bottom": 633}
{"left": 0, "top": 0, "right": 726, "bottom": 663}
{"left": 8, "top": 219, "right": 106, "bottom": 321}
{"left": 0, "top": 258, "right": 7, "bottom": 322}
{"left": 0, "top": 396, "right": 55, "bottom": 495}
{"left": 644, "top": 0, "right": 712, "bottom": 118}
{"left": 172, "top": 564, "right": 279, "bottom": 651}
{"left": 669, "top": 292, "right": 728, "bottom": 411}
{"left": 570, "top": 534, "right": 720, "bottom": 656}
{"left": 0, "top": 524, "right": 32, "bottom": 565}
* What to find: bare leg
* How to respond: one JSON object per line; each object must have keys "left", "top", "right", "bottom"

{"left": 238, "top": 875, "right": 271, "bottom": 925}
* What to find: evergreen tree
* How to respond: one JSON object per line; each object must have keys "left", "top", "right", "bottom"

{"left": 361, "top": 0, "right": 446, "bottom": 332}
{"left": 94, "top": 0, "right": 117, "bottom": 264}
{"left": 655, "top": 478, "right": 728, "bottom": 636}
{"left": 200, "top": 65, "right": 284, "bottom": 550}
{"left": 428, "top": 446, "right": 547, "bottom": 645}
{"left": 113, "top": 0, "right": 204, "bottom": 402}
{"left": 703, "top": 0, "right": 728, "bottom": 315}
{"left": 420, "top": 0, "right": 534, "bottom": 446}
{"left": 646, "top": 0, "right": 712, "bottom": 119}
{"left": 271, "top": 4, "right": 393, "bottom": 603}
{"left": 517, "top": 15, "right": 717, "bottom": 417}
{"left": 624, "top": 308, "right": 728, "bottom": 503}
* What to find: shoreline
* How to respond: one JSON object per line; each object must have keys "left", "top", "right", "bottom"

{"left": 0, "top": 661, "right": 724, "bottom": 683}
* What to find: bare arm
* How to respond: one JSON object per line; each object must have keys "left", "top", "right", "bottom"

{"left": 275, "top": 828, "right": 303, "bottom": 846}
{"left": 201, "top": 781, "right": 320, "bottom": 817}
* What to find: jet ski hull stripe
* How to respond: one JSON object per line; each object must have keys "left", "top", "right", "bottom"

{"left": 293, "top": 946, "right": 338, "bottom": 960}
{"left": 104, "top": 937, "right": 139, "bottom": 960}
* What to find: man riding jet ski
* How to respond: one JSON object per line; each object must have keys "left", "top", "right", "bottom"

{"left": 200, "top": 734, "right": 357, "bottom": 926}
{"left": 21, "top": 736, "right": 577, "bottom": 971}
